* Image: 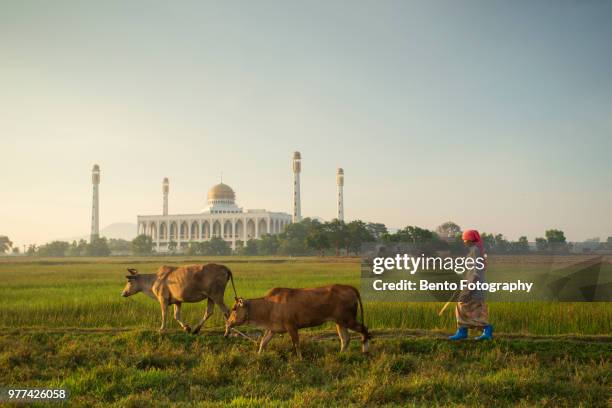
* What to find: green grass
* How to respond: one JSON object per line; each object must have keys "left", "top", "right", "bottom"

{"left": 0, "top": 256, "right": 610, "bottom": 335}
{"left": 0, "top": 256, "right": 610, "bottom": 406}
{"left": 1, "top": 328, "right": 609, "bottom": 407}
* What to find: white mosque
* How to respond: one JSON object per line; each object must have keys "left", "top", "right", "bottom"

{"left": 90, "top": 152, "right": 345, "bottom": 252}
{"left": 137, "top": 180, "right": 292, "bottom": 252}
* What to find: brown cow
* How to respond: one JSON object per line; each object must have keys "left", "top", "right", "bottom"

{"left": 225, "top": 284, "right": 371, "bottom": 356}
{"left": 121, "top": 263, "right": 237, "bottom": 334}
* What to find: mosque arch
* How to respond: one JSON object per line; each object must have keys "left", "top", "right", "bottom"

{"left": 201, "top": 221, "right": 210, "bottom": 239}
{"left": 224, "top": 220, "right": 233, "bottom": 238}
{"left": 148, "top": 222, "right": 158, "bottom": 240}
{"left": 159, "top": 222, "right": 168, "bottom": 240}
{"left": 190, "top": 221, "right": 199, "bottom": 240}
{"left": 258, "top": 219, "right": 267, "bottom": 237}
{"left": 169, "top": 222, "right": 177, "bottom": 240}
{"left": 212, "top": 221, "right": 222, "bottom": 238}
{"left": 180, "top": 221, "right": 189, "bottom": 240}
{"left": 246, "top": 219, "right": 256, "bottom": 240}
{"left": 235, "top": 220, "right": 244, "bottom": 240}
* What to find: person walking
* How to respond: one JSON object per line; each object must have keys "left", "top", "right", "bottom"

{"left": 449, "top": 229, "right": 493, "bottom": 341}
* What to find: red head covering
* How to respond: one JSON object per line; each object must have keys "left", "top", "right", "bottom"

{"left": 462, "top": 229, "right": 486, "bottom": 258}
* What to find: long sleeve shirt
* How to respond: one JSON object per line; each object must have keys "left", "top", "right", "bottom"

{"left": 458, "top": 245, "right": 486, "bottom": 302}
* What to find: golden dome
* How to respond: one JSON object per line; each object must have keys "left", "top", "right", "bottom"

{"left": 207, "top": 183, "right": 235, "bottom": 201}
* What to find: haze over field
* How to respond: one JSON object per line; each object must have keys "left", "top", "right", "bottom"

{"left": 1, "top": 1, "right": 611, "bottom": 247}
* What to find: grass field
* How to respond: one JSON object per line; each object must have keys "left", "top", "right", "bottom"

{"left": 0, "top": 256, "right": 610, "bottom": 406}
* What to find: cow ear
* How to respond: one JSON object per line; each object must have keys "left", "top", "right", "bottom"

{"left": 127, "top": 268, "right": 138, "bottom": 275}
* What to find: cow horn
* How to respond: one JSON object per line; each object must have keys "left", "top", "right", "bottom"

{"left": 127, "top": 268, "right": 138, "bottom": 275}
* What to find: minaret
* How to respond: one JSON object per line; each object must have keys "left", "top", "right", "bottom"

{"left": 90, "top": 164, "right": 100, "bottom": 242}
{"left": 162, "top": 177, "right": 169, "bottom": 216}
{"left": 337, "top": 168, "right": 344, "bottom": 221}
{"left": 292, "top": 151, "right": 302, "bottom": 222}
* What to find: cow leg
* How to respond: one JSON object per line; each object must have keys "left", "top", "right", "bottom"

{"left": 192, "top": 298, "right": 214, "bottom": 335}
{"left": 336, "top": 324, "right": 350, "bottom": 352}
{"left": 209, "top": 294, "right": 230, "bottom": 335}
{"left": 217, "top": 302, "right": 230, "bottom": 319}
{"left": 258, "top": 330, "right": 274, "bottom": 354}
{"left": 158, "top": 298, "right": 168, "bottom": 333}
{"left": 346, "top": 321, "right": 371, "bottom": 353}
{"left": 173, "top": 304, "right": 191, "bottom": 333}
{"left": 210, "top": 294, "right": 230, "bottom": 319}
{"left": 287, "top": 326, "right": 302, "bottom": 358}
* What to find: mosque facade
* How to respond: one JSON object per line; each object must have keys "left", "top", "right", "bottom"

{"left": 137, "top": 181, "right": 292, "bottom": 252}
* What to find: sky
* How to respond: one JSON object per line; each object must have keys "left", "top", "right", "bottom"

{"left": 1, "top": 0, "right": 611, "bottom": 247}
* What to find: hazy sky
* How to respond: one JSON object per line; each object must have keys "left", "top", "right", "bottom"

{"left": 1, "top": 0, "right": 611, "bottom": 247}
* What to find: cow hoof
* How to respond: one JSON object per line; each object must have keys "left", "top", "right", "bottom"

{"left": 183, "top": 326, "right": 192, "bottom": 334}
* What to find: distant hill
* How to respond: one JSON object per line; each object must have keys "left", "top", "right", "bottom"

{"left": 100, "top": 223, "right": 137, "bottom": 240}
{"left": 58, "top": 222, "right": 137, "bottom": 243}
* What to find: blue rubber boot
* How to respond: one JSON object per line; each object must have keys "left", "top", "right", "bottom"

{"left": 475, "top": 325, "right": 493, "bottom": 341}
{"left": 448, "top": 326, "right": 468, "bottom": 340}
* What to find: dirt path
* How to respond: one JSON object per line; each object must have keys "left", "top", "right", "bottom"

{"left": 4, "top": 326, "right": 611, "bottom": 343}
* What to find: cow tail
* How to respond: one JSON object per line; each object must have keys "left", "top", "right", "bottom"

{"left": 225, "top": 266, "right": 238, "bottom": 300}
{"left": 357, "top": 289, "right": 364, "bottom": 326}
{"left": 353, "top": 286, "right": 371, "bottom": 340}
{"left": 353, "top": 287, "right": 364, "bottom": 325}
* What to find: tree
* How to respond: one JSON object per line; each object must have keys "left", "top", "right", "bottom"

{"left": 186, "top": 241, "right": 201, "bottom": 255}
{"left": 199, "top": 241, "right": 211, "bottom": 255}
{"left": 365, "top": 223, "right": 388, "bottom": 240}
{"left": 240, "top": 239, "right": 259, "bottom": 256}
{"left": 481, "top": 233, "right": 510, "bottom": 254}
{"left": 396, "top": 226, "right": 436, "bottom": 243}
{"left": 380, "top": 232, "right": 394, "bottom": 243}
{"left": 257, "top": 234, "right": 280, "bottom": 255}
{"left": 26, "top": 244, "right": 37, "bottom": 256}
{"left": 510, "top": 236, "right": 530, "bottom": 254}
{"left": 0, "top": 236, "right": 13, "bottom": 254}
{"left": 12, "top": 247, "right": 20, "bottom": 255}
{"left": 207, "top": 237, "right": 232, "bottom": 256}
{"left": 545, "top": 229, "right": 567, "bottom": 253}
{"left": 305, "top": 222, "right": 330, "bottom": 256}
{"left": 545, "top": 229, "right": 566, "bottom": 243}
{"left": 86, "top": 237, "right": 111, "bottom": 256}
{"left": 326, "top": 219, "right": 348, "bottom": 256}
{"left": 481, "top": 232, "right": 494, "bottom": 250}
{"left": 277, "top": 218, "right": 315, "bottom": 256}
{"left": 132, "top": 234, "right": 154, "bottom": 255}
{"left": 234, "top": 240, "right": 244, "bottom": 253}
{"left": 436, "top": 222, "right": 462, "bottom": 239}
{"left": 109, "top": 238, "right": 131, "bottom": 253}
{"left": 68, "top": 239, "right": 88, "bottom": 256}
{"left": 535, "top": 237, "right": 548, "bottom": 252}
{"left": 37, "top": 241, "right": 70, "bottom": 257}
{"left": 346, "top": 220, "right": 374, "bottom": 255}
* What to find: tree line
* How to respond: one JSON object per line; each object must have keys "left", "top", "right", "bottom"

{"left": 2, "top": 222, "right": 611, "bottom": 257}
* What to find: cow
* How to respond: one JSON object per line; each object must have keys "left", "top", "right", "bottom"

{"left": 121, "top": 263, "right": 237, "bottom": 334}
{"left": 225, "top": 284, "right": 371, "bottom": 357}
